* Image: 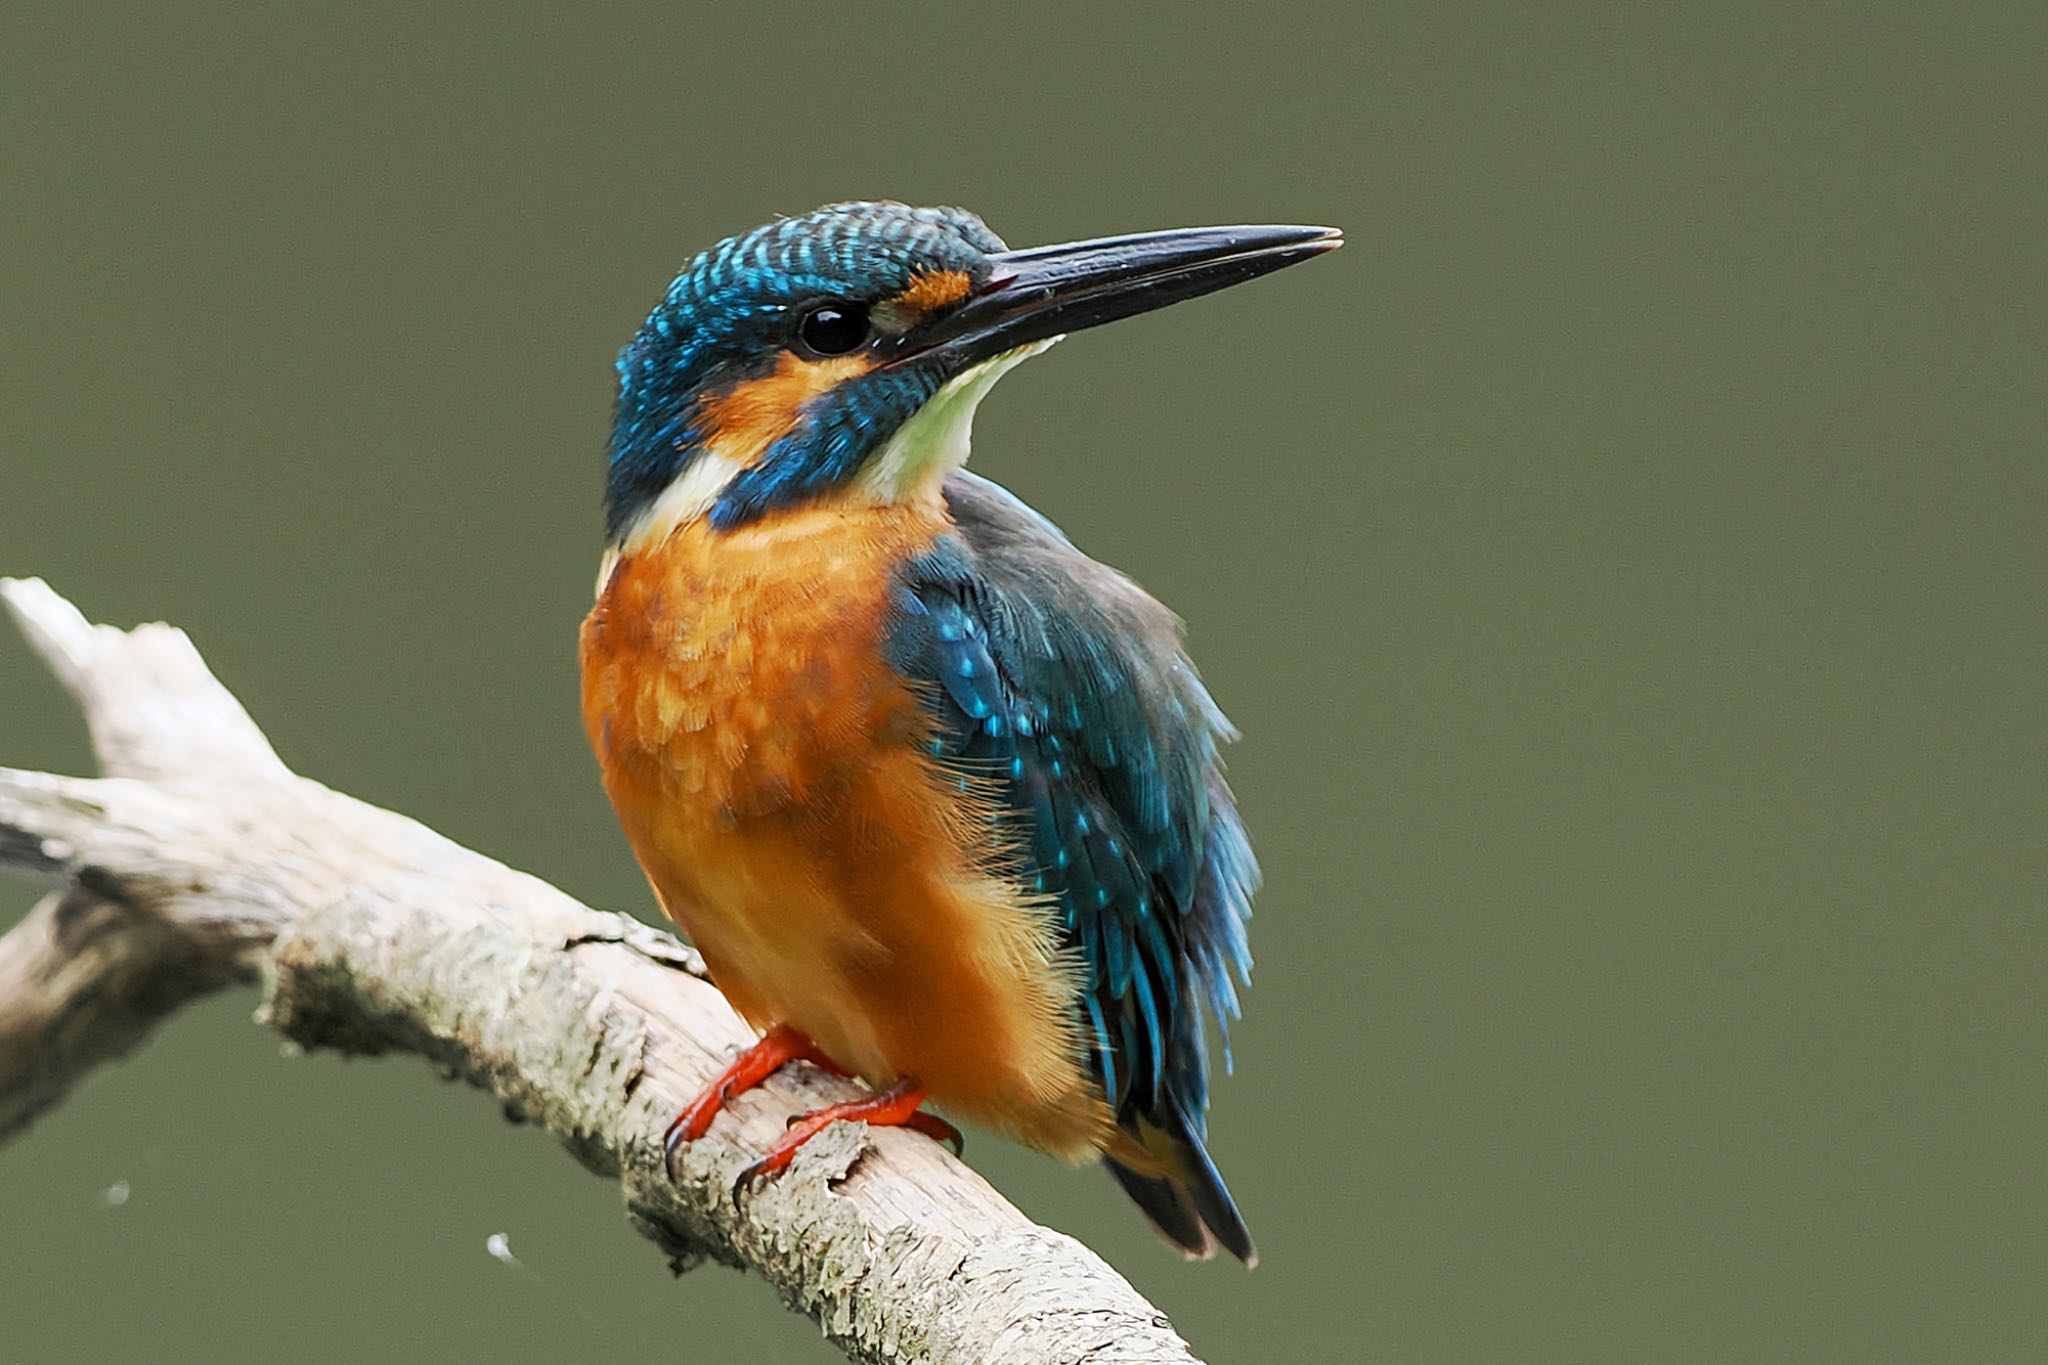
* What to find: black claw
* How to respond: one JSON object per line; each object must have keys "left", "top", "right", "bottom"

{"left": 730, "top": 1162, "right": 764, "bottom": 1209}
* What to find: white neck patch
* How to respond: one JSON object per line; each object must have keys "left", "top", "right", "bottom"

{"left": 612, "top": 451, "right": 742, "bottom": 553}
{"left": 860, "top": 337, "right": 1061, "bottom": 502}
{"left": 596, "top": 451, "right": 743, "bottom": 595}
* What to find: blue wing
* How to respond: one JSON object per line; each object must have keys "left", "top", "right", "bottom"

{"left": 884, "top": 471, "right": 1258, "bottom": 1262}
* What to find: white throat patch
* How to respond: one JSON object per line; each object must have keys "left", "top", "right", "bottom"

{"left": 860, "top": 337, "right": 1061, "bottom": 502}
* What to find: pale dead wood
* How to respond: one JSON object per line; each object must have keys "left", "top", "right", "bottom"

{"left": 0, "top": 577, "right": 1202, "bottom": 1365}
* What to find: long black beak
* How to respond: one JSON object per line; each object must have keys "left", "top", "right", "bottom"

{"left": 885, "top": 223, "right": 1342, "bottom": 372}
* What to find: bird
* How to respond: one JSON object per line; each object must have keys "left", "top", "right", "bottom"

{"left": 579, "top": 201, "right": 1339, "bottom": 1264}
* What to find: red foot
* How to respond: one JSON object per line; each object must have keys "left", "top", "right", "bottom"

{"left": 733, "top": 1078, "right": 961, "bottom": 1198}
{"left": 664, "top": 1025, "right": 848, "bottom": 1174}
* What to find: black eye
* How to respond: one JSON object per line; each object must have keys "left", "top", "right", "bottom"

{"left": 795, "top": 302, "right": 871, "bottom": 357}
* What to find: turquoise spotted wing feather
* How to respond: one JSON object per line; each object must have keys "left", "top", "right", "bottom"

{"left": 885, "top": 471, "right": 1258, "bottom": 1260}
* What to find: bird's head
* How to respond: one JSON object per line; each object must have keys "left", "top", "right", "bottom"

{"left": 605, "top": 200, "right": 1340, "bottom": 548}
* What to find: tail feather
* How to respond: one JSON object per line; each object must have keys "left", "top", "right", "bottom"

{"left": 1106, "top": 1157, "right": 1214, "bottom": 1260}
{"left": 1104, "top": 1104, "right": 1256, "bottom": 1266}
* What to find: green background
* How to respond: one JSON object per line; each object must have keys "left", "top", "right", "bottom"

{"left": 2, "top": 3, "right": 2042, "bottom": 1361}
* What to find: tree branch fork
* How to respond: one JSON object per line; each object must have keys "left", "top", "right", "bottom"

{"left": 0, "top": 578, "right": 1201, "bottom": 1365}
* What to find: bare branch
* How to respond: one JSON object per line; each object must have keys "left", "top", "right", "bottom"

{"left": 1, "top": 577, "right": 288, "bottom": 782}
{"left": 0, "top": 577, "right": 1202, "bottom": 1365}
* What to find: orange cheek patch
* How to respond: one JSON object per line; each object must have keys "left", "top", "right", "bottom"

{"left": 696, "top": 352, "right": 875, "bottom": 466}
{"left": 891, "top": 268, "right": 974, "bottom": 316}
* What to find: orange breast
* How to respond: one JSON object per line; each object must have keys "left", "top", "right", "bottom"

{"left": 579, "top": 498, "right": 1109, "bottom": 1156}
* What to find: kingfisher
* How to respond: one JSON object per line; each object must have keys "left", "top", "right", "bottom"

{"left": 580, "top": 202, "right": 1339, "bottom": 1264}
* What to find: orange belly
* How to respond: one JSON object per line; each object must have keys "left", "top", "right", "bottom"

{"left": 579, "top": 499, "right": 1110, "bottom": 1157}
